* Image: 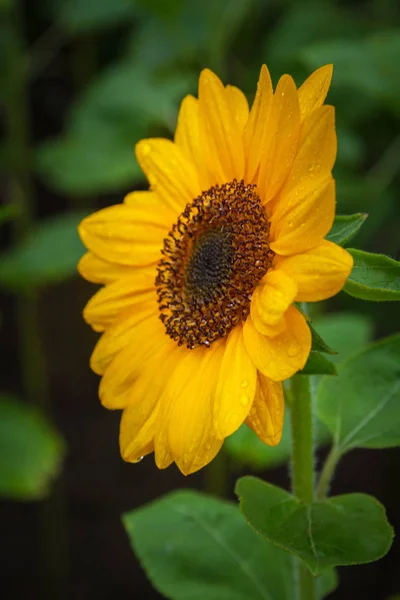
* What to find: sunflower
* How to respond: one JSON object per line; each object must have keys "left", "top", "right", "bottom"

{"left": 78, "top": 64, "right": 353, "bottom": 475}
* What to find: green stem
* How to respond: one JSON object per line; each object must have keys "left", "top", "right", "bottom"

{"left": 290, "top": 375, "right": 317, "bottom": 600}
{"left": 4, "top": 4, "right": 67, "bottom": 598}
{"left": 290, "top": 375, "right": 315, "bottom": 503}
{"left": 315, "top": 445, "right": 342, "bottom": 500}
{"left": 204, "top": 449, "right": 230, "bottom": 498}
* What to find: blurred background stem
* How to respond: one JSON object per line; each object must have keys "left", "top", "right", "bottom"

{"left": 4, "top": 3, "right": 68, "bottom": 598}
{"left": 204, "top": 449, "right": 230, "bottom": 498}
{"left": 290, "top": 375, "right": 317, "bottom": 600}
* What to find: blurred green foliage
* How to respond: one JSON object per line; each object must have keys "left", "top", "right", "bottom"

{"left": 0, "top": 211, "right": 87, "bottom": 291}
{"left": 0, "top": 395, "right": 64, "bottom": 500}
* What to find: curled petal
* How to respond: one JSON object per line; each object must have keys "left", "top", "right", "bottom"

{"left": 243, "top": 306, "right": 311, "bottom": 381}
{"left": 245, "top": 375, "right": 284, "bottom": 446}
{"left": 250, "top": 269, "right": 297, "bottom": 335}
{"left": 276, "top": 240, "right": 354, "bottom": 301}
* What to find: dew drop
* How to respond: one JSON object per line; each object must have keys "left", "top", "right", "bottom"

{"left": 240, "top": 394, "right": 249, "bottom": 406}
{"left": 240, "top": 380, "right": 249, "bottom": 389}
{"left": 288, "top": 343, "right": 299, "bottom": 357}
{"left": 133, "top": 456, "right": 144, "bottom": 463}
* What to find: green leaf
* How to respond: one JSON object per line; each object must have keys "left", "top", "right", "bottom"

{"left": 299, "top": 351, "right": 337, "bottom": 376}
{"left": 313, "top": 312, "right": 373, "bottom": 364}
{"left": 123, "top": 489, "right": 337, "bottom": 599}
{"left": 317, "top": 334, "right": 400, "bottom": 451}
{"left": 326, "top": 213, "right": 368, "bottom": 246}
{"left": 0, "top": 211, "right": 87, "bottom": 291}
{"left": 225, "top": 409, "right": 331, "bottom": 471}
{"left": 0, "top": 395, "right": 64, "bottom": 500}
{"left": 344, "top": 249, "right": 400, "bottom": 301}
{"left": 236, "top": 476, "right": 393, "bottom": 576}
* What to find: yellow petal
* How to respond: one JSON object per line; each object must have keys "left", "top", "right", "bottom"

{"left": 213, "top": 325, "right": 257, "bottom": 438}
{"left": 83, "top": 273, "right": 156, "bottom": 331}
{"left": 135, "top": 138, "right": 202, "bottom": 213}
{"left": 276, "top": 240, "right": 354, "bottom": 302}
{"left": 99, "top": 314, "right": 166, "bottom": 409}
{"left": 250, "top": 270, "right": 297, "bottom": 336}
{"left": 198, "top": 69, "right": 245, "bottom": 182}
{"left": 279, "top": 105, "right": 336, "bottom": 202}
{"left": 225, "top": 84, "right": 249, "bottom": 134}
{"left": 120, "top": 343, "right": 182, "bottom": 463}
{"left": 155, "top": 341, "right": 225, "bottom": 475}
{"left": 270, "top": 177, "right": 335, "bottom": 256}
{"left": 257, "top": 75, "right": 300, "bottom": 204}
{"left": 298, "top": 65, "right": 333, "bottom": 121}
{"left": 90, "top": 308, "right": 157, "bottom": 375}
{"left": 78, "top": 252, "right": 133, "bottom": 284}
{"left": 120, "top": 398, "right": 158, "bottom": 463}
{"left": 174, "top": 95, "right": 214, "bottom": 189}
{"left": 244, "top": 64, "right": 273, "bottom": 183}
{"left": 243, "top": 306, "right": 311, "bottom": 381}
{"left": 78, "top": 204, "right": 166, "bottom": 267}
{"left": 124, "top": 189, "right": 175, "bottom": 221}
{"left": 245, "top": 375, "right": 284, "bottom": 445}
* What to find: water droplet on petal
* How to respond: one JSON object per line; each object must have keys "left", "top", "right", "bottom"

{"left": 288, "top": 343, "right": 299, "bottom": 357}
{"left": 240, "top": 394, "right": 249, "bottom": 406}
{"left": 133, "top": 456, "right": 144, "bottom": 463}
{"left": 240, "top": 380, "right": 249, "bottom": 389}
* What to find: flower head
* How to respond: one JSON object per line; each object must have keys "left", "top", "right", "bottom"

{"left": 78, "top": 64, "right": 353, "bottom": 475}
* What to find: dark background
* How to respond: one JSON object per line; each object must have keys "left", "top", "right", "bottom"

{"left": 1, "top": 0, "right": 400, "bottom": 598}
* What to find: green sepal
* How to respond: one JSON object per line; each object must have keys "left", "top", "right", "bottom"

{"left": 299, "top": 351, "right": 337, "bottom": 376}
{"left": 344, "top": 249, "right": 400, "bottom": 301}
{"left": 326, "top": 213, "right": 368, "bottom": 246}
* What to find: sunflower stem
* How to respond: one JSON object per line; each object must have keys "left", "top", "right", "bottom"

{"left": 290, "top": 374, "right": 317, "bottom": 600}
{"left": 4, "top": 3, "right": 67, "bottom": 598}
